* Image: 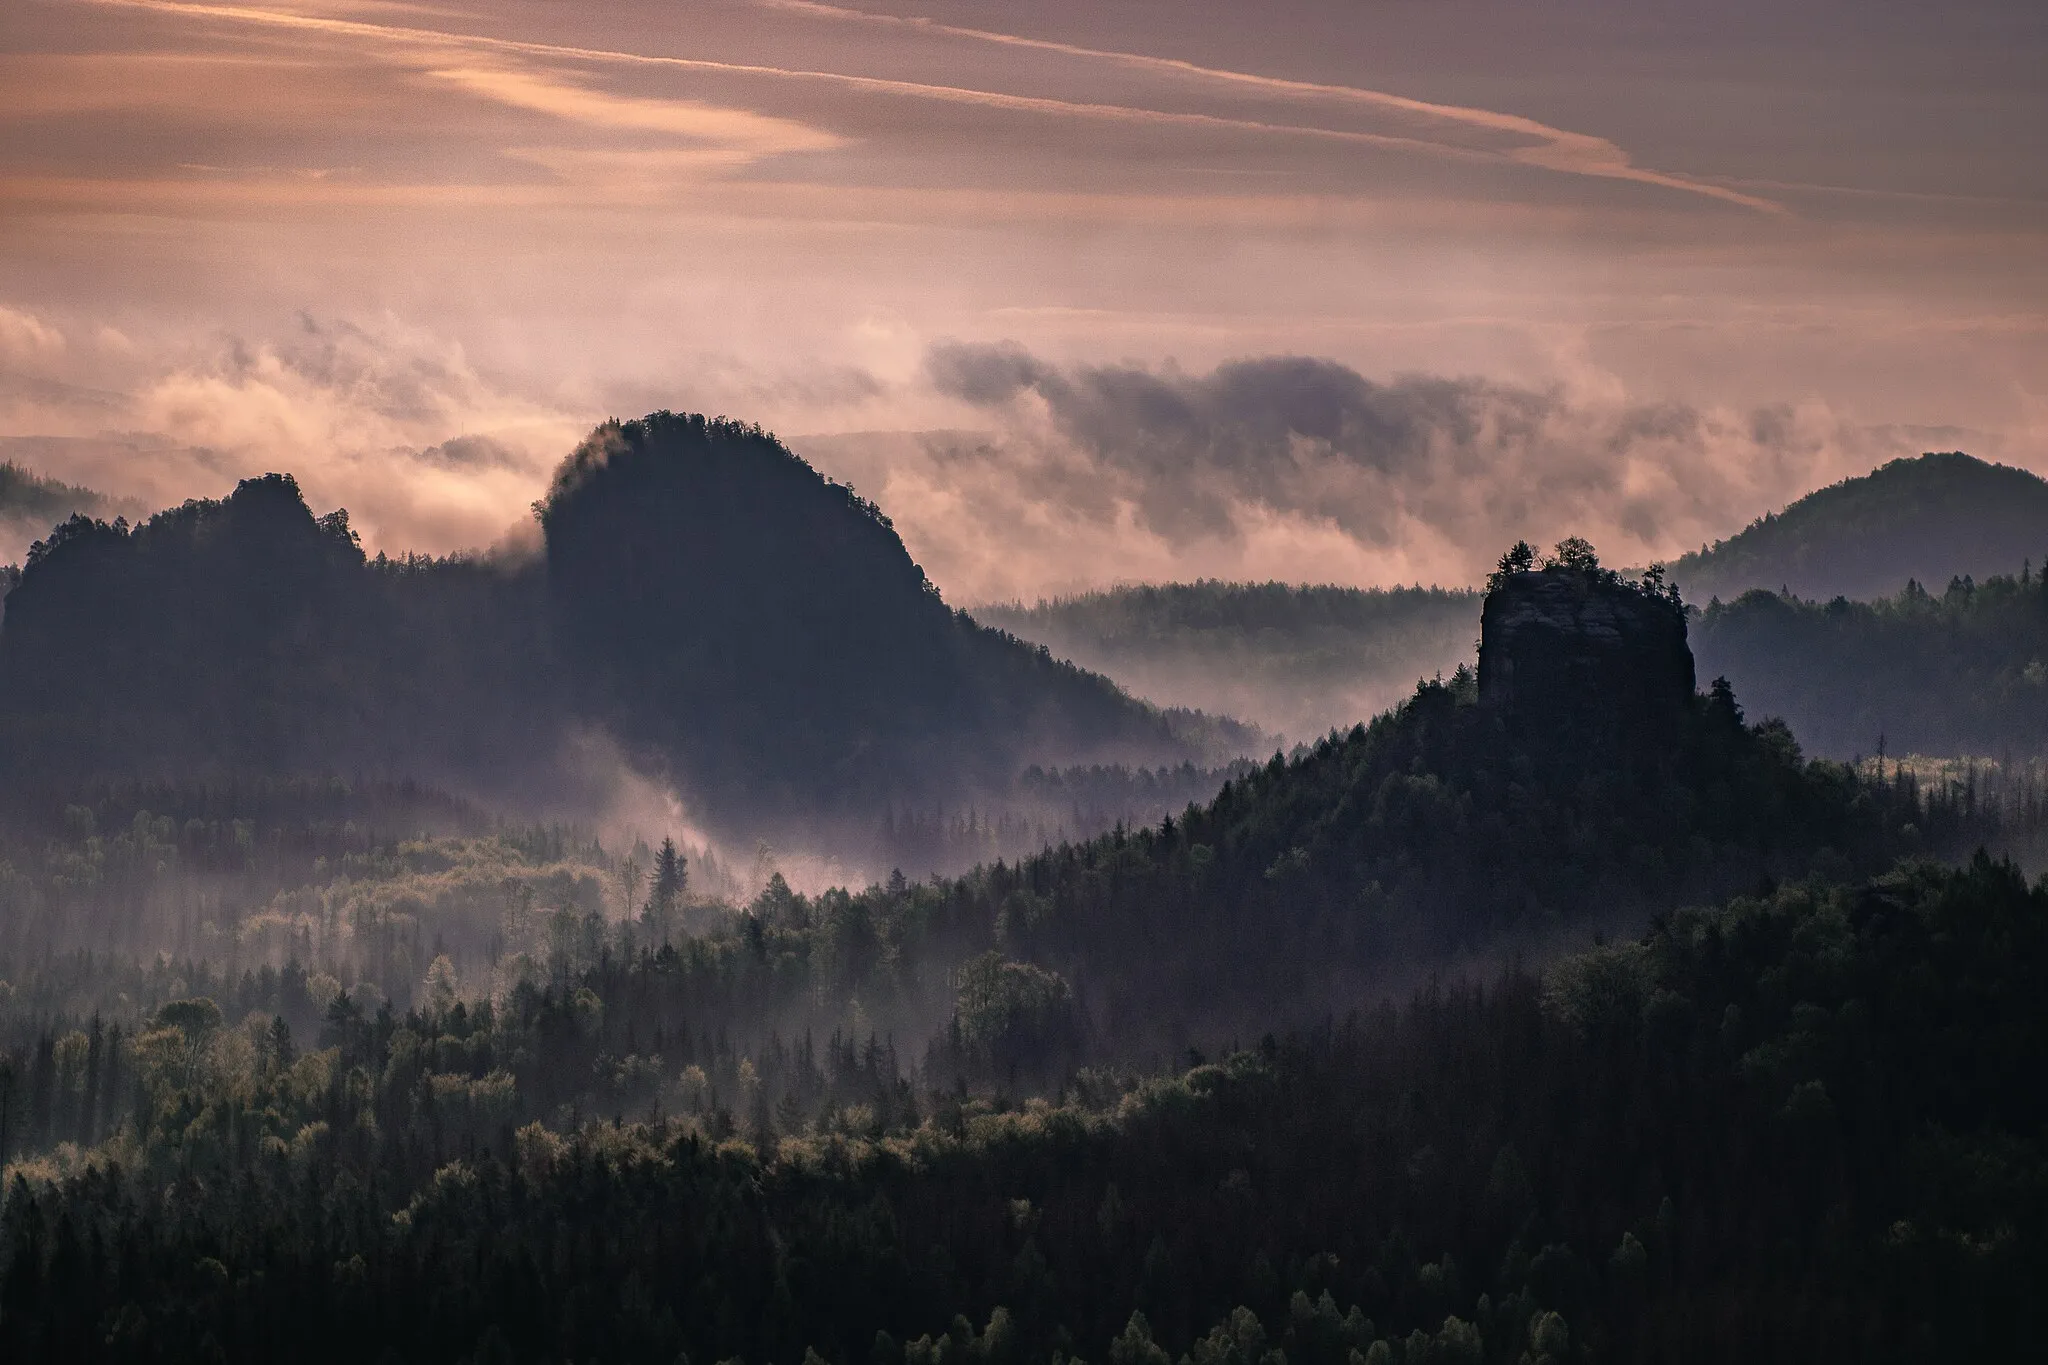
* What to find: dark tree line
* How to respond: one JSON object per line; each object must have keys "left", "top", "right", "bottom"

{"left": 5, "top": 616, "right": 2032, "bottom": 1160}
{"left": 1694, "top": 557, "right": 2048, "bottom": 758}
{"left": 2, "top": 855, "right": 2041, "bottom": 1362}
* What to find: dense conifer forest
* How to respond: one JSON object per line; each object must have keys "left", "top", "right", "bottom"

{"left": 0, "top": 425, "right": 2043, "bottom": 1360}
{"left": 1691, "top": 563, "right": 2048, "bottom": 758}
{"left": 6, "top": 0, "right": 2041, "bottom": 1349}
{"left": 1, "top": 853, "right": 2039, "bottom": 1362}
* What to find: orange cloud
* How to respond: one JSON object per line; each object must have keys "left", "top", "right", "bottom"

{"left": 422, "top": 65, "right": 842, "bottom": 157}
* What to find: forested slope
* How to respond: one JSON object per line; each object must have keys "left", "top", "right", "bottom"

{"left": 925, "top": 553, "right": 1957, "bottom": 1049}
{"left": 3, "top": 856, "right": 2040, "bottom": 1363}
{"left": 3, "top": 549, "right": 2010, "bottom": 1095}
{"left": 1668, "top": 451, "right": 2048, "bottom": 603}
{"left": 979, "top": 479, "right": 2048, "bottom": 766}
{"left": 0, "top": 461, "right": 113, "bottom": 568}
{"left": 1692, "top": 561, "right": 2048, "bottom": 758}
{"left": 974, "top": 453, "right": 2048, "bottom": 745}
{"left": 0, "top": 416, "right": 1223, "bottom": 841}
{"left": 540, "top": 414, "right": 1235, "bottom": 812}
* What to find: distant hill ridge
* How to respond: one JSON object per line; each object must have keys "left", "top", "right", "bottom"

{"left": 0, "top": 460, "right": 106, "bottom": 524}
{"left": 0, "top": 459, "right": 119, "bottom": 571}
{"left": 928, "top": 453, "right": 2048, "bottom": 750}
{"left": 976, "top": 581, "right": 1478, "bottom": 740}
{"left": 1668, "top": 451, "right": 2048, "bottom": 603}
{"left": 0, "top": 414, "right": 1219, "bottom": 837}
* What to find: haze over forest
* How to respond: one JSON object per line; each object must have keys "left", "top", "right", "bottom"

{"left": 2, "top": 3, "right": 2045, "bottom": 1362}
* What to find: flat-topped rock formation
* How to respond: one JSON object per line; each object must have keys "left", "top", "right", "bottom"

{"left": 1478, "top": 566, "right": 1694, "bottom": 739}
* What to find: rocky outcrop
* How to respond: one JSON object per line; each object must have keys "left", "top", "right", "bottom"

{"left": 1478, "top": 569, "right": 1694, "bottom": 738}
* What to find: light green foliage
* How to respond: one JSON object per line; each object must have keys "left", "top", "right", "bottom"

{"left": 154, "top": 996, "right": 223, "bottom": 1036}
{"left": 1522, "top": 1311, "right": 1569, "bottom": 1365}
{"left": 1110, "top": 1312, "right": 1171, "bottom": 1365}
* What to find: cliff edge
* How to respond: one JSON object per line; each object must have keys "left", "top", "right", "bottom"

{"left": 1478, "top": 553, "right": 1693, "bottom": 739}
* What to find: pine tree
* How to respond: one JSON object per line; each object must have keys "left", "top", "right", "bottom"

{"left": 79, "top": 1017, "right": 103, "bottom": 1146}
{"left": 643, "top": 838, "right": 687, "bottom": 946}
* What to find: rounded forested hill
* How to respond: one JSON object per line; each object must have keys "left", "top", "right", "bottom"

{"left": 1668, "top": 451, "right": 2048, "bottom": 603}
{"left": 538, "top": 413, "right": 1193, "bottom": 812}
{"left": 0, "top": 414, "right": 1201, "bottom": 824}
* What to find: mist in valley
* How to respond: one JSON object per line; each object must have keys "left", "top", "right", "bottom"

{"left": 4, "top": 0, "right": 2047, "bottom": 1357}
{"left": 6, "top": 401, "right": 2048, "bottom": 1364}
{"left": 975, "top": 583, "right": 1479, "bottom": 746}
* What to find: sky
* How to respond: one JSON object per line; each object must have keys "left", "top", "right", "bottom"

{"left": 3, "top": 0, "right": 2045, "bottom": 598}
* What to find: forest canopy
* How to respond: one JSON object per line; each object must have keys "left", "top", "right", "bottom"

{"left": 0, "top": 439, "right": 2042, "bottom": 1363}
{"left": 3, "top": 854, "right": 2041, "bottom": 1362}
{"left": 1690, "top": 563, "right": 2048, "bottom": 758}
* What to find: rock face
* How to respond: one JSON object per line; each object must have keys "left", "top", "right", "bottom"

{"left": 1478, "top": 569, "right": 1695, "bottom": 737}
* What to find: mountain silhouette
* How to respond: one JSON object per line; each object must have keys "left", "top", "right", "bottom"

{"left": 0, "top": 415, "right": 1209, "bottom": 832}
{"left": 1669, "top": 451, "right": 2048, "bottom": 602}
{"left": 538, "top": 413, "right": 1212, "bottom": 813}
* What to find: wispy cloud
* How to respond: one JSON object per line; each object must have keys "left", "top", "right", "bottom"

{"left": 787, "top": 341, "right": 1925, "bottom": 602}
{"left": 423, "top": 65, "right": 841, "bottom": 156}
{"left": 0, "top": 305, "right": 584, "bottom": 556}
{"left": 83, "top": 0, "right": 846, "bottom": 178}
{"left": 763, "top": 0, "right": 1781, "bottom": 212}
{"left": 87, "top": 0, "right": 1777, "bottom": 210}
{"left": 9, "top": 0, "right": 2039, "bottom": 590}
{"left": 0, "top": 306, "right": 68, "bottom": 364}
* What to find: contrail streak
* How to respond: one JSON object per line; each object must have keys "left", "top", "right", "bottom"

{"left": 85, "top": 0, "right": 1778, "bottom": 211}
{"left": 764, "top": 0, "right": 1780, "bottom": 212}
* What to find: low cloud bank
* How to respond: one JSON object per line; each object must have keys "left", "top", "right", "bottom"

{"left": 0, "top": 300, "right": 1967, "bottom": 600}
{"left": 0, "top": 306, "right": 585, "bottom": 559}
{"left": 0, "top": 301, "right": 909, "bottom": 564}
{"left": 808, "top": 341, "right": 1938, "bottom": 601}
